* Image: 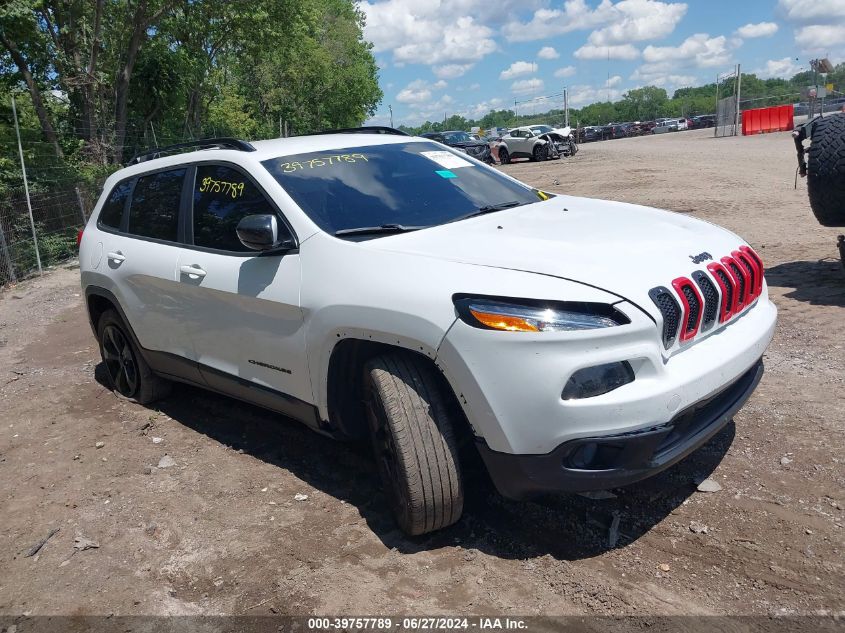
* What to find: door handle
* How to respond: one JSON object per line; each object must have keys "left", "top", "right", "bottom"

{"left": 107, "top": 251, "right": 125, "bottom": 263}
{"left": 180, "top": 264, "right": 207, "bottom": 278}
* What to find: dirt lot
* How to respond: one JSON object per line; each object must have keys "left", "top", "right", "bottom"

{"left": 0, "top": 128, "right": 843, "bottom": 618}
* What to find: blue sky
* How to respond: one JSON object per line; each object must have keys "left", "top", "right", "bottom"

{"left": 361, "top": 0, "right": 845, "bottom": 126}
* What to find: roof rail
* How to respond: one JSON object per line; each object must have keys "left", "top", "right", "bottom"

{"left": 303, "top": 126, "right": 410, "bottom": 137}
{"left": 127, "top": 137, "right": 256, "bottom": 165}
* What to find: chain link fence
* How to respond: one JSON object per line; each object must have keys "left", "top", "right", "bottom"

{"left": 0, "top": 183, "right": 101, "bottom": 286}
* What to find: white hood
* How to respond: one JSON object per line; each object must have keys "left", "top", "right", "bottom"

{"left": 369, "top": 195, "right": 747, "bottom": 319}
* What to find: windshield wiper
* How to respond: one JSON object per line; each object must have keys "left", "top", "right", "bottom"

{"left": 449, "top": 200, "right": 523, "bottom": 223}
{"left": 334, "top": 223, "right": 429, "bottom": 237}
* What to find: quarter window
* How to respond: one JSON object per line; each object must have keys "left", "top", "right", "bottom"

{"left": 192, "top": 165, "right": 277, "bottom": 251}
{"left": 127, "top": 168, "right": 186, "bottom": 241}
{"left": 98, "top": 180, "right": 131, "bottom": 229}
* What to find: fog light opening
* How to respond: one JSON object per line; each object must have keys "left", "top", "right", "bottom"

{"left": 562, "top": 361, "right": 635, "bottom": 400}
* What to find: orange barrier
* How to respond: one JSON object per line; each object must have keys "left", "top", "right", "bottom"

{"left": 742, "top": 104, "right": 794, "bottom": 135}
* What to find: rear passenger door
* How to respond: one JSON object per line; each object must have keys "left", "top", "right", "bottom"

{"left": 98, "top": 167, "right": 197, "bottom": 366}
{"left": 173, "top": 163, "right": 311, "bottom": 406}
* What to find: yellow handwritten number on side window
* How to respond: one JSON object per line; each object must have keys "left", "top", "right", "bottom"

{"left": 199, "top": 177, "right": 245, "bottom": 199}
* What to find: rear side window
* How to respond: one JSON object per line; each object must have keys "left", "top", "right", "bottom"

{"left": 127, "top": 168, "right": 186, "bottom": 241}
{"left": 98, "top": 181, "right": 131, "bottom": 229}
{"left": 192, "top": 165, "right": 278, "bottom": 252}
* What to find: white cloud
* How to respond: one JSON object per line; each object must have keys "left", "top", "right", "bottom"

{"left": 503, "top": 0, "right": 686, "bottom": 43}
{"left": 396, "top": 78, "right": 447, "bottom": 104}
{"left": 628, "top": 68, "right": 697, "bottom": 87}
{"left": 554, "top": 65, "right": 577, "bottom": 78}
{"left": 469, "top": 83, "right": 481, "bottom": 90}
{"left": 567, "top": 83, "right": 623, "bottom": 107}
{"left": 537, "top": 46, "right": 559, "bottom": 60}
{"left": 777, "top": 0, "right": 845, "bottom": 53}
{"left": 575, "top": 44, "right": 641, "bottom": 60}
{"left": 794, "top": 24, "right": 845, "bottom": 50}
{"left": 642, "top": 33, "right": 734, "bottom": 69}
{"left": 500, "top": 61, "right": 537, "bottom": 80}
{"left": 607, "top": 74, "right": 623, "bottom": 87}
{"left": 433, "top": 63, "right": 474, "bottom": 79}
{"left": 361, "top": 2, "right": 497, "bottom": 68}
{"left": 511, "top": 78, "right": 544, "bottom": 95}
{"left": 735, "top": 22, "right": 779, "bottom": 38}
{"left": 396, "top": 86, "right": 431, "bottom": 104}
{"left": 586, "top": 0, "right": 687, "bottom": 46}
{"left": 461, "top": 97, "right": 506, "bottom": 119}
{"left": 777, "top": 0, "right": 845, "bottom": 25}
{"left": 502, "top": 0, "right": 616, "bottom": 42}
{"left": 754, "top": 57, "right": 803, "bottom": 79}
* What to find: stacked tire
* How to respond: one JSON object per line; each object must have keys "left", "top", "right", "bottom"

{"left": 807, "top": 113, "right": 845, "bottom": 227}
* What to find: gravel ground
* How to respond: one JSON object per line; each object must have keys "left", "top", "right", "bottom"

{"left": 0, "top": 128, "right": 842, "bottom": 617}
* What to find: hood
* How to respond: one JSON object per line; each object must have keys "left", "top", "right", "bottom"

{"left": 367, "top": 195, "right": 746, "bottom": 320}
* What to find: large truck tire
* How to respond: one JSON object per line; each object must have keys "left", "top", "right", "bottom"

{"left": 807, "top": 113, "right": 845, "bottom": 227}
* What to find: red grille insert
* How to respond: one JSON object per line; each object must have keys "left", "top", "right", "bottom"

{"left": 740, "top": 245, "right": 764, "bottom": 297}
{"left": 671, "top": 277, "right": 703, "bottom": 342}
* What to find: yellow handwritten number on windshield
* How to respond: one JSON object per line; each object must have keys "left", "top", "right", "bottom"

{"left": 280, "top": 153, "right": 368, "bottom": 173}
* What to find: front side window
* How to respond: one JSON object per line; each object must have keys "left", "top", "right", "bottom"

{"left": 443, "top": 132, "right": 471, "bottom": 143}
{"left": 127, "top": 168, "right": 186, "bottom": 241}
{"left": 261, "top": 141, "right": 540, "bottom": 237}
{"left": 98, "top": 180, "right": 132, "bottom": 229}
{"left": 192, "top": 165, "right": 279, "bottom": 251}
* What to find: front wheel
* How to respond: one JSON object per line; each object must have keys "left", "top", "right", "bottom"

{"left": 498, "top": 147, "right": 510, "bottom": 164}
{"left": 531, "top": 144, "right": 547, "bottom": 162}
{"left": 97, "top": 309, "right": 171, "bottom": 404}
{"left": 364, "top": 352, "right": 464, "bottom": 536}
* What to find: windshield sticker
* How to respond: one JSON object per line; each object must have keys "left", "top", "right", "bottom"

{"left": 199, "top": 177, "right": 245, "bottom": 198}
{"left": 435, "top": 170, "right": 457, "bottom": 179}
{"left": 420, "top": 151, "right": 473, "bottom": 170}
{"left": 279, "top": 153, "right": 368, "bottom": 173}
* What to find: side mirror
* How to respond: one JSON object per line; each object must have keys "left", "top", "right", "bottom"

{"left": 236, "top": 214, "right": 292, "bottom": 252}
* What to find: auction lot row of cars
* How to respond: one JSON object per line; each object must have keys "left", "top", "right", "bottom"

{"left": 420, "top": 115, "right": 717, "bottom": 167}
{"left": 578, "top": 115, "right": 717, "bottom": 142}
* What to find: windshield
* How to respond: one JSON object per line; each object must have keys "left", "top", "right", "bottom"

{"left": 261, "top": 141, "right": 540, "bottom": 237}
{"left": 443, "top": 131, "right": 472, "bottom": 143}
{"left": 531, "top": 125, "right": 553, "bottom": 134}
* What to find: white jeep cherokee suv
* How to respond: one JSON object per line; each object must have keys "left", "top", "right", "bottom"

{"left": 79, "top": 128, "right": 776, "bottom": 536}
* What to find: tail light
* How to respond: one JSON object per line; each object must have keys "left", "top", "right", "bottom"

{"left": 77, "top": 228, "right": 84, "bottom": 247}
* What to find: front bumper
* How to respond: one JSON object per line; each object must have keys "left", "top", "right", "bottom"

{"left": 476, "top": 359, "right": 762, "bottom": 498}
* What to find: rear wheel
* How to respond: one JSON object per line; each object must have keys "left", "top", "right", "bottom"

{"left": 807, "top": 113, "right": 845, "bottom": 227}
{"left": 364, "top": 352, "right": 464, "bottom": 536}
{"left": 97, "top": 310, "right": 171, "bottom": 404}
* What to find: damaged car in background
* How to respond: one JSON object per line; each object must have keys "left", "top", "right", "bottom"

{"left": 421, "top": 130, "right": 493, "bottom": 164}
{"left": 497, "top": 125, "right": 577, "bottom": 163}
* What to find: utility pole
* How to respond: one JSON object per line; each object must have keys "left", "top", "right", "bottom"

{"left": 734, "top": 63, "right": 742, "bottom": 135}
{"left": 11, "top": 96, "right": 42, "bottom": 276}
{"left": 388, "top": 104, "right": 393, "bottom": 128}
{"left": 564, "top": 88, "right": 569, "bottom": 127}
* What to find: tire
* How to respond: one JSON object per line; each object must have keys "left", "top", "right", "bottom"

{"left": 498, "top": 147, "right": 510, "bottom": 165}
{"left": 364, "top": 352, "right": 464, "bottom": 536}
{"left": 807, "top": 113, "right": 845, "bottom": 227}
{"left": 97, "top": 309, "right": 171, "bottom": 404}
{"left": 531, "top": 144, "right": 547, "bottom": 162}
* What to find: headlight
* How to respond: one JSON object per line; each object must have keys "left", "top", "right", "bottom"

{"left": 453, "top": 295, "right": 629, "bottom": 332}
